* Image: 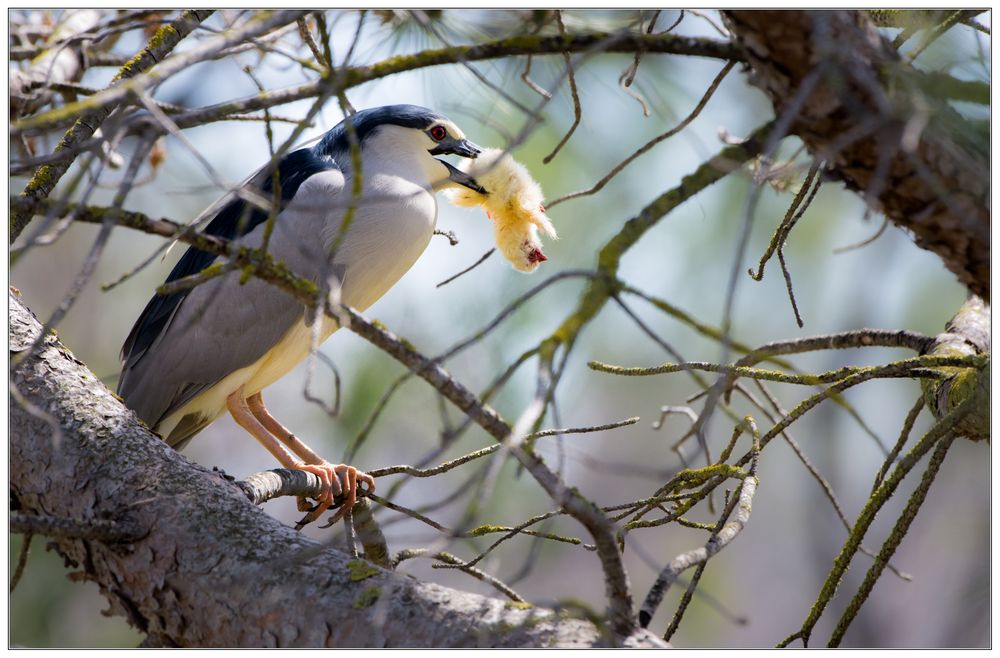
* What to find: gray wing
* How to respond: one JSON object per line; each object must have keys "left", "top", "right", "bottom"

{"left": 118, "top": 167, "right": 347, "bottom": 434}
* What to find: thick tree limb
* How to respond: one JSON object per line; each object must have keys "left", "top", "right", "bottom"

{"left": 10, "top": 194, "right": 638, "bottom": 638}
{"left": 8, "top": 292, "right": 663, "bottom": 648}
{"left": 10, "top": 513, "right": 143, "bottom": 542}
{"left": 723, "top": 10, "right": 989, "bottom": 300}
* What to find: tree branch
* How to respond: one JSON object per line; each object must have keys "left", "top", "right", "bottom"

{"left": 10, "top": 194, "right": 639, "bottom": 638}
{"left": 723, "top": 10, "right": 989, "bottom": 300}
{"left": 920, "top": 295, "right": 990, "bottom": 440}
{"left": 9, "top": 10, "right": 102, "bottom": 119}
{"left": 10, "top": 9, "right": 215, "bottom": 243}
{"left": 9, "top": 291, "right": 664, "bottom": 648}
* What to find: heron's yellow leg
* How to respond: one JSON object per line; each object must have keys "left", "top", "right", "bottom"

{"left": 226, "top": 388, "right": 337, "bottom": 522}
{"left": 246, "top": 392, "right": 324, "bottom": 464}
{"left": 225, "top": 389, "right": 300, "bottom": 468}
{"left": 245, "top": 391, "right": 375, "bottom": 527}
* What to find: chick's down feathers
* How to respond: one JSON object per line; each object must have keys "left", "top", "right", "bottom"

{"left": 444, "top": 148, "right": 557, "bottom": 272}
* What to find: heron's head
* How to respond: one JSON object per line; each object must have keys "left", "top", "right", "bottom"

{"left": 318, "top": 104, "right": 486, "bottom": 193}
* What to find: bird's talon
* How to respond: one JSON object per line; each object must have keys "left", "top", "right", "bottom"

{"left": 318, "top": 508, "right": 344, "bottom": 530}
{"left": 289, "top": 462, "right": 371, "bottom": 530}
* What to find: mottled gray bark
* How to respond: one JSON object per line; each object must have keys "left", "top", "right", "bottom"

{"left": 8, "top": 292, "right": 663, "bottom": 648}
{"left": 724, "top": 10, "right": 990, "bottom": 301}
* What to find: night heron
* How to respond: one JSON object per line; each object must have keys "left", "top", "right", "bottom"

{"left": 118, "top": 104, "right": 484, "bottom": 526}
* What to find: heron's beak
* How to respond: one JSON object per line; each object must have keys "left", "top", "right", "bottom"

{"left": 450, "top": 138, "right": 482, "bottom": 159}
{"left": 439, "top": 160, "right": 487, "bottom": 195}
{"left": 430, "top": 137, "right": 482, "bottom": 159}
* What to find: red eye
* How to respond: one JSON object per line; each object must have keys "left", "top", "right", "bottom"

{"left": 429, "top": 125, "right": 447, "bottom": 141}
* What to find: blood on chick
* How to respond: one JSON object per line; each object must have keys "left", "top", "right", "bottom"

{"left": 444, "top": 148, "right": 557, "bottom": 273}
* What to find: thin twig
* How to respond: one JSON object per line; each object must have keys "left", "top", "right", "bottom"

{"left": 638, "top": 416, "right": 760, "bottom": 629}
{"left": 779, "top": 395, "right": 976, "bottom": 647}
{"left": 542, "top": 11, "right": 582, "bottom": 164}
{"left": 873, "top": 396, "right": 925, "bottom": 493}
{"left": 748, "top": 162, "right": 822, "bottom": 281}
{"left": 828, "top": 433, "right": 957, "bottom": 646}
{"left": 10, "top": 534, "right": 33, "bottom": 593}
{"left": 907, "top": 10, "right": 966, "bottom": 61}
{"left": 686, "top": 9, "right": 729, "bottom": 37}
{"left": 371, "top": 418, "right": 639, "bottom": 479}
{"left": 548, "top": 60, "right": 736, "bottom": 208}
{"left": 155, "top": 31, "right": 740, "bottom": 135}
{"left": 746, "top": 380, "right": 911, "bottom": 581}
{"left": 621, "top": 10, "right": 662, "bottom": 88}
{"left": 589, "top": 354, "right": 977, "bottom": 384}
{"left": 776, "top": 247, "right": 804, "bottom": 327}
{"left": 733, "top": 330, "right": 934, "bottom": 369}
{"left": 435, "top": 248, "right": 495, "bottom": 288}
{"left": 13, "top": 11, "right": 308, "bottom": 137}
{"left": 394, "top": 549, "right": 525, "bottom": 602}
{"left": 664, "top": 559, "right": 707, "bottom": 641}
{"left": 25, "top": 133, "right": 153, "bottom": 364}
{"left": 11, "top": 9, "right": 216, "bottom": 242}
{"left": 302, "top": 350, "right": 342, "bottom": 417}
{"left": 520, "top": 54, "right": 552, "bottom": 99}
{"left": 832, "top": 217, "right": 889, "bottom": 254}
{"left": 297, "top": 16, "right": 328, "bottom": 67}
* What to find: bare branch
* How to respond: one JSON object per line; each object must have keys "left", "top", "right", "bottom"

{"left": 638, "top": 417, "right": 761, "bottom": 629}
{"left": 435, "top": 248, "right": 495, "bottom": 288}
{"left": 548, "top": 60, "right": 736, "bottom": 208}
{"left": 10, "top": 9, "right": 215, "bottom": 242}
{"left": 144, "top": 31, "right": 740, "bottom": 134}
{"left": 725, "top": 10, "right": 989, "bottom": 299}
{"left": 395, "top": 549, "right": 526, "bottom": 602}
{"left": 780, "top": 393, "right": 977, "bottom": 647}
{"left": 921, "top": 296, "right": 990, "bottom": 439}
{"left": 829, "top": 432, "right": 957, "bottom": 646}
{"left": 541, "top": 11, "right": 583, "bottom": 164}
{"left": 9, "top": 10, "right": 102, "bottom": 119}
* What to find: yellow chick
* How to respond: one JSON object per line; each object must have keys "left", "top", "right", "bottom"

{"left": 444, "top": 148, "right": 557, "bottom": 273}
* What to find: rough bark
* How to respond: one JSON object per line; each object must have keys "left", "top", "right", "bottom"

{"left": 723, "top": 10, "right": 989, "bottom": 301}
{"left": 8, "top": 292, "right": 663, "bottom": 648}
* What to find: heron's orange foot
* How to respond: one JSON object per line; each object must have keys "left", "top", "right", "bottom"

{"left": 317, "top": 465, "right": 376, "bottom": 529}
{"left": 292, "top": 462, "right": 375, "bottom": 530}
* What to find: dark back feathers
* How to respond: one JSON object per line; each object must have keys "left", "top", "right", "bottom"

{"left": 118, "top": 147, "right": 337, "bottom": 380}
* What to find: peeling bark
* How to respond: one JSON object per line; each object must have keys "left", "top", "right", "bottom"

{"left": 8, "top": 292, "right": 663, "bottom": 648}
{"left": 724, "top": 10, "right": 989, "bottom": 300}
